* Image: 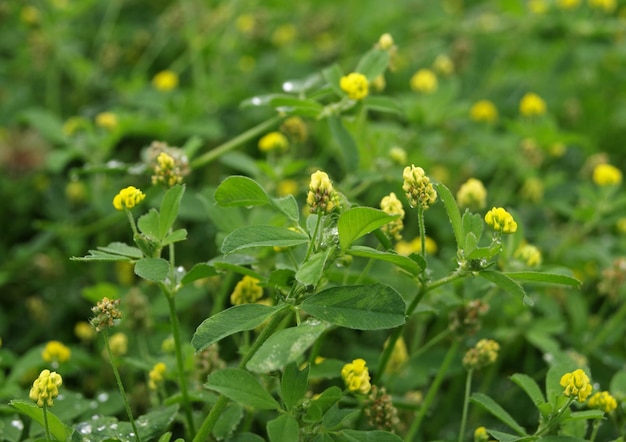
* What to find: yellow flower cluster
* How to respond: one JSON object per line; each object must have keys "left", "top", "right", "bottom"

{"left": 42, "top": 341, "right": 71, "bottom": 364}
{"left": 515, "top": 243, "right": 542, "bottom": 267}
{"left": 307, "top": 170, "right": 338, "bottom": 214}
{"left": 395, "top": 236, "right": 438, "bottom": 256}
{"left": 410, "top": 69, "right": 438, "bottom": 94}
{"left": 29, "top": 369, "right": 63, "bottom": 407}
{"left": 75, "top": 321, "right": 95, "bottom": 342}
{"left": 402, "top": 165, "right": 437, "bottom": 209}
{"left": 474, "top": 426, "right": 490, "bottom": 442}
{"left": 470, "top": 100, "right": 498, "bottom": 123}
{"left": 230, "top": 275, "right": 263, "bottom": 305}
{"left": 519, "top": 92, "right": 547, "bottom": 117}
{"left": 389, "top": 147, "right": 407, "bottom": 165}
{"left": 280, "top": 117, "right": 308, "bottom": 144}
{"left": 377, "top": 33, "right": 394, "bottom": 50}
{"left": 433, "top": 54, "right": 454, "bottom": 76}
{"left": 108, "top": 332, "right": 128, "bottom": 357}
{"left": 592, "top": 163, "right": 622, "bottom": 186}
{"left": 340, "top": 72, "right": 369, "bottom": 100}
{"left": 112, "top": 186, "right": 145, "bottom": 211}
{"left": 152, "top": 152, "right": 184, "bottom": 187}
{"left": 463, "top": 339, "right": 500, "bottom": 370}
{"left": 560, "top": 368, "right": 593, "bottom": 402}
{"left": 95, "top": 112, "right": 118, "bottom": 131}
{"left": 588, "top": 391, "right": 617, "bottom": 413}
{"left": 152, "top": 70, "right": 179, "bottom": 92}
{"left": 148, "top": 362, "right": 167, "bottom": 391}
{"left": 258, "top": 132, "right": 289, "bottom": 153}
{"left": 485, "top": 207, "right": 518, "bottom": 234}
{"left": 341, "top": 358, "right": 372, "bottom": 395}
{"left": 457, "top": 178, "right": 487, "bottom": 210}
{"left": 380, "top": 192, "right": 405, "bottom": 240}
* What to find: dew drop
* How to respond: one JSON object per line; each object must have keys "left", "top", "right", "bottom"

{"left": 11, "top": 419, "right": 24, "bottom": 430}
{"left": 283, "top": 82, "right": 294, "bottom": 92}
{"left": 77, "top": 423, "right": 93, "bottom": 435}
{"left": 251, "top": 97, "right": 262, "bottom": 106}
{"left": 97, "top": 392, "right": 109, "bottom": 402}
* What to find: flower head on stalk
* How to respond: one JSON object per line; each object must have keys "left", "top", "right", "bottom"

{"left": 307, "top": 170, "right": 338, "bottom": 214}
{"left": 29, "top": 369, "right": 62, "bottom": 407}
{"left": 463, "top": 339, "right": 500, "bottom": 370}
{"left": 402, "top": 165, "right": 437, "bottom": 209}
{"left": 380, "top": 192, "right": 405, "bottom": 240}
{"left": 484, "top": 207, "right": 517, "bottom": 234}
{"left": 340, "top": 73, "right": 369, "bottom": 100}
{"left": 341, "top": 358, "right": 372, "bottom": 395}
{"left": 588, "top": 391, "right": 617, "bottom": 413}
{"left": 560, "top": 369, "right": 593, "bottom": 402}
{"left": 90, "top": 297, "right": 122, "bottom": 333}
{"left": 230, "top": 275, "right": 263, "bottom": 305}
{"left": 112, "top": 186, "right": 145, "bottom": 211}
{"left": 42, "top": 340, "right": 71, "bottom": 364}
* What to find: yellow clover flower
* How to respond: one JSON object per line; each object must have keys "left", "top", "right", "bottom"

{"left": 29, "top": 369, "right": 63, "bottom": 408}
{"left": 341, "top": 358, "right": 372, "bottom": 395}
{"left": 152, "top": 70, "right": 179, "bottom": 92}
{"left": 95, "top": 112, "right": 118, "bottom": 131}
{"left": 402, "top": 165, "right": 437, "bottom": 209}
{"left": 42, "top": 341, "right": 71, "bottom": 364}
{"left": 307, "top": 170, "right": 338, "bottom": 214}
{"left": 112, "top": 186, "right": 146, "bottom": 211}
{"left": 474, "top": 426, "right": 490, "bottom": 442}
{"left": 519, "top": 92, "right": 547, "bottom": 117}
{"left": 340, "top": 72, "right": 369, "bottom": 100}
{"left": 380, "top": 192, "right": 405, "bottom": 240}
{"left": 410, "top": 69, "right": 438, "bottom": 94}
{"left": 470, "top": 100, "right": 498, "bottom": 123}
{"left": 258, "top": 132, "right": 289, "bottom": 153}
{"left": 148, "top": 362, "right": 167, "bottom": 391}
{"left": 230, "top": 275, "right": 263, "bottom": 305}
{"left": 485, "top": 207, "right": 518, "bottom": 234}
{"left": 395, "top": 236, "right": 438, "bottom": 256}
{"left": 560, "top": 369, "right": 593, "bottom": 402}
{"left": 588, "top": 391, "right": 617, "bottom": 413}
{"left": 108, "top": 332, "right": 128, "bottom": 357}
{"left": 457, "top": 178, "right": 487, "bottom": 210}
{"left": 592, "top": 163, "right": 622, "bottom": 186}
{"left": 433, "top": 54, "right": 454, "bottom": 76}
{"left": 377, "top": 33, "right": 394, "bottom": 50}
{"left": 514, "top": 243, "right": 542, "bottom": 267}
{"left": 463, "top": 339, "right": 500, "bottom": 370}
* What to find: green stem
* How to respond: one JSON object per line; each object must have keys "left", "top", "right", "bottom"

{"left": 165, "top": 293, "right": 196, "bottom": 437}
{"left": 304, "top": 212, "right": 323, "bottom": 261}
{"left": 193, "top": 310, "right": 289, "bottom": 442}
{"left": 103, "top": 331, "right": 141, "bottom": 442}
{"left": 42, "top": 403, "right": 51, "bottom": 442}
{"left": 590, "top": 419, "right": 601, "bottom": 442}
{"left": 458, "top": 369, "right": 474, "bottom": 442}
{"left": 418, "top": 206, "right": 426, "bottom": 263}
{"left": 124, "top": 208, "right": 139, "bottom": 237}
{"left": 412, "top": 329, "right": 452, "bottom": 360}
{"left": 190, "top": 116, "right": 283, "bottom": 170}
{"left": 405, "top": 339, "right": 460, "bottom": 441}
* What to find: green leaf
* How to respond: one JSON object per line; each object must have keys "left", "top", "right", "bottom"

{"left": 134, "top": 258, "right": 170, "bottom": 282}
{"left": 205, "top": 369, "right": 280, "bottom": 410}
{"left": 328, "top": 116, "right": 359, "bottom": 172}
{"left": 221, "top": 225, "right": 310, "bottom": 254}
{"left": 138, "top": 208, "right": 161, "bottom": 239}
{"left": 479, "top": 270, "right": 531, "bottom": 306}
{"left": 486, "top": 429, "right": 527, "bottom": 442}
{"left": 269, "top": 96, "right": 323, "bottom": 118}
{"left": 364, "top": 96, "right": 403, "bottom": 115}
{"left": 355, "top": 48, "right": 391, "bottom": 81}
{"left": 338, "top": 207, "right": 397, "bottom": 251}
{"left": 270, "top": 194, "right": 300, "bottom": 222}
{"left": 505, "top": 272, "right": 580, "bottom": 288}
{"left": 296, "top": 248, "right": 333, "bottom": 288}
{"left": 181, "top": 263, "right": 219, "bottom": 285}
{"left": 322, "top": 64, "right": 344, "bottom": 97}
{"left": 10, "top": 400, "right": 73, "bottom": 441}
{"left": 159, "top": 184, "right": 185, "bottom": 238}
{"left": 610, "top": 370, "right": 626, "bottom": 399}
{"left": 340, "top": 429, "right": 403, "bottom": 442}
{"left": 304, "top": 386, "right": 342, "bottom": 423}
{"left": 215, "top": 176, "right": 271, "bottom": 207}
{"left": 192, "top": 304, "right": 286, "bottom": 352}
{"left": 281, "top": 362, "right": 309, "bottom": 411}
{"left": 470, "top": 393, "right": 526, "bottom": 436}
{"left": 212, "top": 403, "right": 243, "bottom": 440}
{"left": 301, "top": 283, "right": 406, "bottom": 330}
{"left": 135, "top": 405, "right": 180, "bottom": 440}
{"left": 347, "top": 245, "right": 424, "bottom": 276}
{"left": 246, "top": 319, "right": 330, "bottom": 373}
{"left": 436, "top": 182, "right": 464, "bottom": 251}
{"left": 566, "top": 410, "right": 605, "bottom": 420}
{"left": 71, "top": 243, "right": 140, "bottom": 262}
{"left": 322, "top": 404, "right": 359, "bottom": 429}
{"left": 97, "top": 242, "right": 143, "bottom": 259}
{"left": 462, "top": 211, "right": 484, "bottom": 247}
{"left": 510, "top": 373, "right": 545, "bottom": 407}
{"left": 267, "top": 414, "right": 299, "bottom": 442}
{"left": 162, "top": 228, "right": 187, "bottom": 246}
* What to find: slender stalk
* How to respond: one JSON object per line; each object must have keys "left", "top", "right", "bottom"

{"left": 458, "top": 369, "right": 474, "bottom": 442}
{"left": 304, "top": 213, "right": 323, "bottom": 261}
{"left": 42, "top": 403, "right": 51, "bottom": 442}
{"left": 418, "top": 206, "right": 426, "bottom": 263}
{"left": 589, "top": 419, "right": 601, "bottom": 442}
{"left": 193, "top": 310, "right": 288, "bottom": 442}
{"left": 405, "top": 339, "right": 460, "bottom": 440}
{"left": 191, "top": 116, "right": 283, "bottom": 170}
{"left": 165, "top": 293, "right": 196, "bottom": 437}
{"left": 103, "top": 331, "right": 141, "bottom": 442}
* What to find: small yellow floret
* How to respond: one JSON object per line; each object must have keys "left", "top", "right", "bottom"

{"left": 230, "top": 275, "right": 263, "bottom": 305}
{"left": 29, "top": 369, "right": 63, "bottom": 408}
{"left": 95, "top": 112, "right": 118, "bottom": 131}
{"left": 108, "top": 332, "right": 128, "bottom": 357}
{"left": 470, "top": 100, "right": 498, "bottom": 123}
{"left": 588, "top": 391, "right": 617, "bottom": 413}
{"left": 519, "top": 92, "right": 547, "bottom": 117}
{"left": 515, "top": 243, "right": 542, "bottom": 267}
{"left": 402, "top": 165, "right": 437, "bottom": 209}
{"left": 258, "top": 132, "right": 289, "bottom": 153}
{"left": 592, "top": 163, "right": 622, "bottom": 186}
{"left": 42, "top": 341, "right": 71, "bottom": 364}
{"left": 474, "top": 426, "right": 490, "bottom": 442}
{"left": 307, "top": 170, "right": 338, "bottom": 214}
{"left": 148, "top": 362, "right": 167, "bottom": 390}
{"left": 410, "top": 69, "right": 438, "bottom": 94}
{"left": 457, "top": 178, "right": 487, "bottom": 210}
{"left": 152, "top": 70, "right": 179, "bottom": 92}
{"left": 340, "top": 73, "right": 370, "bottom": 100}
{"left": 377, "top": 33, "right": 394, "bottom": 50}
{"left": 112, "top": 186, "right": 145, "bottom": 211}
{"left": 433, "top": 54, "right": 454, "bottom": 76}
{"left": 485, "top": 207, "right": 517, "bottom": 234}
{"left": 560, "top": 368, "right": 593, "bottom": 402}
{"left": 380, "top": 192, "right": 405, "bottom": 240}
{"left": 341, "top": 358, "right": 371, "bottom": 395}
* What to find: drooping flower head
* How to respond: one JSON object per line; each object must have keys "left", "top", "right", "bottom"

{"left": 485, "top": 207, "right": 517, "bottom": 234}
{"left": 112, "top": 186, "right": 145, "bottom": 211}
{"left": 341, "top": 358, "right": 372, "bottom": 395}
{"left": 402, "top": 165, "right": 437, "bottom": 209}
{"left": 380, "top": 192, "right": 405, "bottom": 240}
{"left": 340, "top": 72, "right": 369, "bottom": 100}
{"left": 230, "top": 275, "right": 263, "bottom": 305}
{"left": 560, "top": 368, "right": 593, "bottom": 402}
{"left": 307, "top": 170, "right": 338, "bottom": 214}
{"left": 29, "top": 369, "right": 63, "bottom": 407}
{"left": 519, "top": 92, "right": 547, "bottom": 117}
{"left": 588, "top": 391, "right": 617, "bottom": 413}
